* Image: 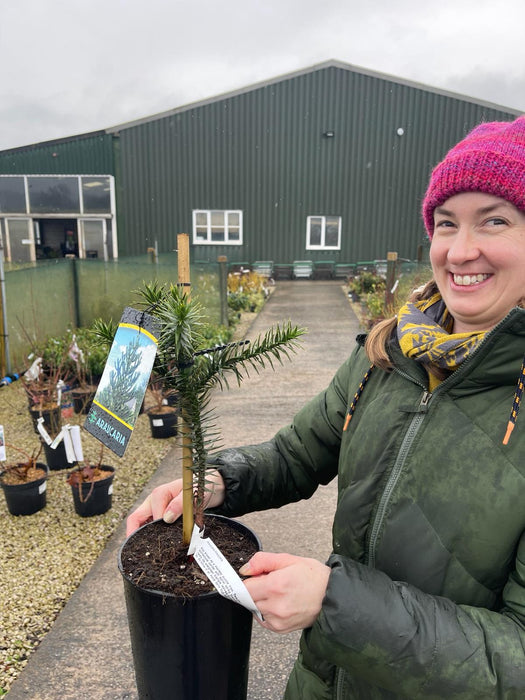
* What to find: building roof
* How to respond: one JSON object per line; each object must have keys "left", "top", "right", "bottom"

{"left": 1, "top": 59, "right": 522, "bottom": 153}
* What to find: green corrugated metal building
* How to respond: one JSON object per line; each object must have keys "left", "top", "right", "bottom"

{"left": 0, "top": 60, "right": 521, "bottom": 268}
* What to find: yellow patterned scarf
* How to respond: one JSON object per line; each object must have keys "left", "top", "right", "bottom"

{"left": 397, "top": 293, "right": 487, "bottom": 390}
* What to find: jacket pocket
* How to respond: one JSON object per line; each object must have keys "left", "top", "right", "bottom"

{"left": 284, "top": 652, "right": 334, "bottom": 700}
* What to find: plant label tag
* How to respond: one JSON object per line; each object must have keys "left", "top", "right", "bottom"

{"left": 50, "top": 430, "right": 65, "bottom": 449}
{"left": 56, "top": 379, "right": 64, "bottom": 407}
{"left": 188, "top": 525, "right": 263, "bottom": 621}
{"left": 69, "top": 425, "right": 84, "bottom": 462}
{"left": 84, "top": 307, "right": 160, "bottom": 457}
{"left": 36, "top": 417, "right": 54, "bottom": 445}
{"left": 62, "top": 426, "right": 82, "bottom": 463}
{"left": 0, "top": 425, "right": 5, "bottom": 461}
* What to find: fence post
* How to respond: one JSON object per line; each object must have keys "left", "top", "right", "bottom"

{"left": 385, "top": 251, "right": 398, "bottom": 310}
{"left": 71, "top": 257, "right": 81, "bottom": 327}
{"left": 218, "top": 256, "right": 229, "bottom": 327}
{"left": 0, "top": 242, "right": 8, "bottom": 374}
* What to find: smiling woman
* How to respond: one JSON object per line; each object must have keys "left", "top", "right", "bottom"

{"left": 430, "top": 193, "right": 525, "bottom": 333}
{"left": 127, "top": 115, "right": 525, "bottom": 699}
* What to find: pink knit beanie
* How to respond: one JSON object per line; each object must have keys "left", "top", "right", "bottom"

{"left": 422, "top": 115, "right": 525, "bottom": 238}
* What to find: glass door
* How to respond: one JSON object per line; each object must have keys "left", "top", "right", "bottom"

{"left": 5, "top": 218, "right": 35, "bottom": 262}
{"left": 78, "top": 219, "right": 107, "bottom": 261}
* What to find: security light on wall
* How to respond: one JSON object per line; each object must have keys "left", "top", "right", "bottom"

{"left": 396, "top": 128, "right": 405, "bottom": 136}
{"left": 323, "top": 130, "right": 335, "bottom": 138}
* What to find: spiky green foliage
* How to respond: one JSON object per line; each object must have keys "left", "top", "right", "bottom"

{"left": 138, "top": 281, "right": 305, "bottom": 524}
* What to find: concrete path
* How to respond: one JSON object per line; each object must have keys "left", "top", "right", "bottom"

{"left": 6, "top": 280, "right": 361, "bottom": 700}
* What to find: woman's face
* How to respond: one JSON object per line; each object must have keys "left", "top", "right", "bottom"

{"left": 430, "top": 192, "right": 525, "bottom": 334}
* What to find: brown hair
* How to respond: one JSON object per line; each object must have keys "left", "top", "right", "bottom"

{"left": 365, "top": 280, "right": 525, "bottom": 372}
{"left": 364, "top": 279, "right": 440, "bottom": 370}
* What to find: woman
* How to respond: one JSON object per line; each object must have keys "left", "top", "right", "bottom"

{"left": 127, "top": 116, "right": 525, "bottom": 698}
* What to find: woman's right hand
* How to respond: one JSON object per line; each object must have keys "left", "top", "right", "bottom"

{"left": 126, "top": 471, "right": 226, "bottom": 536}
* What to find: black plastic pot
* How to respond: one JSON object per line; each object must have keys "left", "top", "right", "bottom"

{"left": 71, "top": 387, "right": 96, "bottom": 414}
{"left": 147, "top": 408, "right": 178, "bottom": 439}
{"left": 119, "top": 515, "right": 260, "bottom": 700}
{"left": 29, "top": 405, "right": 61, "bottom": 435}
{"left": 0, "top": 463, "right": 49, "bottom": 515}
{"left": 69, "top": 465, "right": 115, "bottom": 517}
{"left": 43, "top": 439, "right": 72, "bottom": 471}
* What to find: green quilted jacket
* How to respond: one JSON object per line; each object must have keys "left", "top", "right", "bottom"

{"left": 211, "top": 307, "right": 525, "bottom": 699}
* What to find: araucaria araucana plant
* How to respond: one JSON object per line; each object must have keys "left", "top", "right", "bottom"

{"left": 138, "top": 281, "right": 305, "bottom": 544}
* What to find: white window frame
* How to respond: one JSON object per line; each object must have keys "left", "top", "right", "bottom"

{"left": 306, "top": 215, "right": 341, "bottom": 250}
{"left": 192, "top": 209, "right": 243, "bottom": 245}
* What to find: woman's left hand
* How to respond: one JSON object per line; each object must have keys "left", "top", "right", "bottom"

{"left": 239, "top": 552, "right": 330, "bottom": 633}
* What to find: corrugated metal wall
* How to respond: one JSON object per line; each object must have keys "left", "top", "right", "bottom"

{"left": 0, "top": 132, "right": 115, "bottom": 175}
{"left": 116, "top": 65, "right": 519, "bottom": 263}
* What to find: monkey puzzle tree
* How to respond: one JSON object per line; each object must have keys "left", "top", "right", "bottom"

{"left": 138, "top": 281, "right": 304, "bottom": 543}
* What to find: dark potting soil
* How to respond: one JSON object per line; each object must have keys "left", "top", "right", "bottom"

{"left": 120, "top": 517, "right": 258, "bottom": 597}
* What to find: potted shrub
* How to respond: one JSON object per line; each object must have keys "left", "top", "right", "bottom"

{"left": 66, "top": 445, "right": 115, "bottom": 517}
{"left": 0, "top": 444, "right": 49, "bottom": 516}
{"left": 144, "top": 374, "right": 178, "bottom": 439}
{"left": 68, "top": 329, "right": 107, "bottom": 414}
{"left": 20, "top": 344, "right": 70, "bottom": 468}
{"left": 23, "top": 357, "right": 68, "bottom": 435}
{"left": 110, "top": 281, "right": 304, "bottom": 700}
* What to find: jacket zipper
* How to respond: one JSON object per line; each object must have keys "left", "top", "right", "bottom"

{"left": 366, "top": 388, "right": 432, "bottom": 569}
{"left": 335, "top": 667, "right": 345, "bottom": 699}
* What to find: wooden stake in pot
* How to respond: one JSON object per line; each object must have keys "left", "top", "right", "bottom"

{"left": 177, "top": 233, "right": 194, "bottom": 546}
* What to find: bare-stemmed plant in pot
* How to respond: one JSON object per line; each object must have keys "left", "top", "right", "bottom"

{"left": 144, "top": 372, "right": 178, "bottom": 439}
{"left": 106, "top": 280, "right": 304, "bottom": 700}
{"left": 0, "top": 443, "right": 49, "bottom": 516}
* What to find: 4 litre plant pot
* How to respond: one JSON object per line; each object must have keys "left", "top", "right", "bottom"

{"left": 147, "top": 408, "right": 178, "bottom": 439}
{"left": 29, "top": 405, "right": 61, "bottom": 435}
{"left": 0, "top": 463, "right": 49, "bottom": 516}
{"left": 43, "top": 439, "right": 73, "bottom": 471}
{"left": 71, "top": 387, "right": 97, "bottom": 414}
{"left": 119, "top": 514, "right": 260, "bottom": 700}
{"left": 69, "top": 465, "right": 115, "bottom": 517}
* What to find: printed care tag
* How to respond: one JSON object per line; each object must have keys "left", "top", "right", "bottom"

{"left": 0, "top": 425, "right": 5, "bottom": 461}
{"left": 84, "top": 307, "right": 160, "bottom": 457}
{"left": 188, "top": 525, "right": 263, "bottom": 621}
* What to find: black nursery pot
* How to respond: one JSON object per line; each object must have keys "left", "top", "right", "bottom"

{"left": 0, "top": 463, "right": 49, "bottom": 516}
{"left": 147, "top": 408, "right": 178, "bottom": 439}
{"left": 69, "top": 465, "right": 115, "bottom": 517}
{"left": 119, "top": 514, "right": 261, "bottom": 700}
{"left": 71, "top": 388, "right": 96, "bottom": 414}
{"left": 29, "top": 405, "right": 61, "bottom": 434}
{"left": 43, "top": 439, "right": 72, "bottom": 471}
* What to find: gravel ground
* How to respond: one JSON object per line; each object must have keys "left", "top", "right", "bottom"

{"left": 0, "top": 381, "right": 175, "bottom": 695}
{"left": 0, "top": 309, "right": 260, "bottom": 696}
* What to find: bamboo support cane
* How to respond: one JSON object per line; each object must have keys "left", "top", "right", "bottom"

{"left": 177, "top": 233, "right": 194, "bottom": 546}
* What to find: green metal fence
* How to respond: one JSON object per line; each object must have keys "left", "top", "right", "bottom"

{"left": 3, "top": 255, "right": 222, "bottom": 372}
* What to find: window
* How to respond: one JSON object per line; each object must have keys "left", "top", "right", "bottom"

{"left": 28, "top": 176, "right": 80, "bottom": 213}
{"left": 81, "top": 177, "right": 112, "bottom": 213}
{"left": 306, "top": 215, "right": 341, "bottom": 250}
{"left": 192, "top": 210, "right": 242, "bottom": 245}
{"left": 0, "top": 177, "right": 26, "bottom": 213}
{"left": 0, "top": 175, "right": 114, "bottom": 215}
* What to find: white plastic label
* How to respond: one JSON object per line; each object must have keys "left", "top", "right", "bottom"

{"left": 62, "top": 425, "right": 84, "bottom": 463}
{"left": 36, "top": 418, "right": 53, "bottom": 445}
{"left": 152, "top": 418, "right": 164, "bottom": 426}
{"left": 188, "top": 525, "right": 262, "bottom": 620}
{"left": 50, "top": 430, "right": 65, "bottom": 449}
{"left": 39, "top": 482, "right": 47, "bottom": 494}
{"left": 108, "top": 484, "right": 113, "bottom": 495}
{"left": 0, "top": 425, "right": 5, "bottom": 461}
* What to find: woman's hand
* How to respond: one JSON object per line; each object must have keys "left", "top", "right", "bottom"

{"left": 126, "top": 471, "right": 226, "bottom": 536}
{"left": 239, "top": 552, "right": 330, "bottom": 634}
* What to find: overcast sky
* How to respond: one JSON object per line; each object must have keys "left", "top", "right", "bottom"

{"left": 1, "top": 0, "right": 524, "bottom": 151}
